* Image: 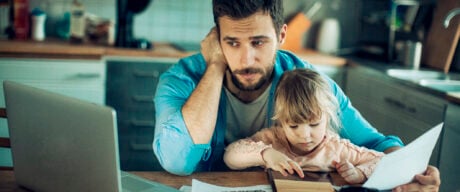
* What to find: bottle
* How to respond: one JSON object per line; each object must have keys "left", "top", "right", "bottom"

{"left": 13, "top": 0, "right": 29, "bottom": 40}
{"left": 31, "top": 8, "right": 46, "bottom": 41}
{"left": 70, "top": 0, "right": 85, "bottom": 43}
{"left": 316, "top": 18, "right": 340, "bottom": 54}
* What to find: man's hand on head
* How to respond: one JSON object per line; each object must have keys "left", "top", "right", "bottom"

{"left": 201, "top": 27, "right": 228, "bottom": 73}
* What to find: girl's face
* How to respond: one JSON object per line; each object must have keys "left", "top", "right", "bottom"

{"left": 282, "top": 114, "right": 328, "bottom": 155}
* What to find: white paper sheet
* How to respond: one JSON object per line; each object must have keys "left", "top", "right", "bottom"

{"left": 363, "top": 123, "right": 443, "bottom": 190}
{"left": 179, "top": 185, "right": 192, "bottom": 192}
{"left": 191, "top": 179, "right": 272, "bottom": 192}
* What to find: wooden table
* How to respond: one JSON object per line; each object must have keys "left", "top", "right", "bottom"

{"left": 0, "top": 170, "right": 270, "bottom": 191}
{"left": 134, "top": 171, "right": 270, "bottom": 189}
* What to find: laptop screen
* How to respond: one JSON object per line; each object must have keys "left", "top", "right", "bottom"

{"left": 4, "top": 81, "right": 122, "bottom": 192}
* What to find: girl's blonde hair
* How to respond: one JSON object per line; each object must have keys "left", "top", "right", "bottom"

{"left": 272, "top": 68, "right": 341, "bottom": 133}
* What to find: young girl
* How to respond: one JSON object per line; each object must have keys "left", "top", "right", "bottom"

{"left": 223, "top": 68, "right": 384, "bottom": 184}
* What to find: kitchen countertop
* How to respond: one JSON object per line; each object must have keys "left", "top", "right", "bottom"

{"left": 0, "top": 39, "right": 192, "bottom": 59}
{"left": 1, "top": 39, "right": 457, "bottom": 104}
{"left": 0, "top": 39, "right": 347, "bottom": 66}
{"left": 345, "top": 56, "right": 460, "bottom": 105}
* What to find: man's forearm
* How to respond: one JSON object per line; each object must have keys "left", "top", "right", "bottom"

{"left": 182, "top": 64, "right": 226, "bottom": 144}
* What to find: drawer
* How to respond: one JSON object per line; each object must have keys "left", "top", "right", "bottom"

{"left": 371, "top": 77, "right": 407, "bottom": 113}
{"left": 106, "top": 60, "right": 174, "bottom": 109}
{"left": 107, "top": 92, "right": 155, "bottom": 109}
{"left": 117, "top": 118, "right": 155, "bottom": 151}
{"left": 0, "top": 58, "right": 105, "bottom": 82}
{"left": 404, "top": 89, "right": 446, "bottom": 125}
{"left": 116, "top": 108, "right": 155, "bottom": 126}
{"left": 0, "top": 80, "right": 106, "bottom": 106}
{"left": 107, "top": 60, "right": 172, "bottom": 82}
{"left": 368, "top": 76, "right": 445, "bottom": 125}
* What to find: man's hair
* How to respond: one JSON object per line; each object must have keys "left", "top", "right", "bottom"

{"left": 212, "top": 0, "right": 284, "bottom": 36}
{"left": 272, "top": 69, "right": 341, "bottom": 133}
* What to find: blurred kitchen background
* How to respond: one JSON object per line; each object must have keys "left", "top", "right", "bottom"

{"left": 1, "top": 1, "right": 460, "bottom": 191}
{"left": 1, "top": 0, "right": 366, "bottom": 48}
{"left": 1, "top": 0, "right": 457, "bottom": 70}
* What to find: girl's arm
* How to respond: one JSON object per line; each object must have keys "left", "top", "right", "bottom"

{"left": 224, "top": 128, "right": 304, "bottom": 178}
{"left": 335, "top": 138, "right": 384, "bottom": 182}
{"left": 223, "top": 138, "right": 271, "bottom": 169}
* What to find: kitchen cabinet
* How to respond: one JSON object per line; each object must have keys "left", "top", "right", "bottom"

{"left": 106, "top": 57, "right": 177, "bottom": 171}
{"left": 345, "top": 66, "right": 446, "bottom": 166}
{"left": 438, "top": 103, "right": 460, "bottom": 192}
{"left": 0, "top": 57, "right": 106, "bottom": 168}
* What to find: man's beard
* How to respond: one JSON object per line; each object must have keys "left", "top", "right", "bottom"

{"left": 230, "top": 65, "right": 274, "bottom": 91}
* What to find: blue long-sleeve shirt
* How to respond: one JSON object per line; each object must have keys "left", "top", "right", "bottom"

{"left": 153, "top": 50, "right": 403, "bottom": 175}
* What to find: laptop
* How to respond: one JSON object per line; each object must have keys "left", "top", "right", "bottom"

{"left": 3, "top": 81, "right": 179, "bottom": 192}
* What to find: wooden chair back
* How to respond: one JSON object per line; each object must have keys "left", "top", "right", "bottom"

{"left": 0, "top": 107, "right": 12, "bottom": 170}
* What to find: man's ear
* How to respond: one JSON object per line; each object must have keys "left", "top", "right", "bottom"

{"left": 279, "top": 24, "right": 288, "bottom": 44}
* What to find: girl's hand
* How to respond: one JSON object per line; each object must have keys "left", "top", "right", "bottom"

{"left": 333, "top": 160, "right": 365, "bottom": 184}
{"left": 261, "top": 148, "right": 304, "bottom": 178}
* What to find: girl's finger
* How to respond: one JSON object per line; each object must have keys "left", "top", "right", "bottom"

{"left": 274, "top": 165, "right": 288, "bottom": 177}
{"left": 288, "top": 160, "right": 304, "bottom": 178}
{"left": 280, "top": 161, "right": 294, "bottom": 175}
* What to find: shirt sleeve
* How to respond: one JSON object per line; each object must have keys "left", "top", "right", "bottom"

{"left": 323, "top": 73, "right": 404, "bottom": 152}
{"left": 335, "top": 137, "right": 384, "bottom": 179}
{"left": 153, "top": 62, "right": 211, "bottom": 176}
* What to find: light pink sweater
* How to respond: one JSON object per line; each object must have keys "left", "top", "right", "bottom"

{"left": 224, "top": 127, "right": 384, "bottom": 178}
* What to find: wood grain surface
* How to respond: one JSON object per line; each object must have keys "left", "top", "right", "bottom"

{"left": 422, "top": 0, "right": 460, "bottom": 73}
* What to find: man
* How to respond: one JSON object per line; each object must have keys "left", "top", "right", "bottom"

{"left": 153, "top": 0, "right": 440, "bottom": 191}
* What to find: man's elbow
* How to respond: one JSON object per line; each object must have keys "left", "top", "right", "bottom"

{"left": 160, "top": 159, "right": 195, "bottom": 176}
{"left": 153, "top": 145, "right": 196, "bottom": 176}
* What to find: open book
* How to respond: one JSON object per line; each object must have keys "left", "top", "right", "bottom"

{"left": 266, "top": 169, "right": 348, "bottom": 192}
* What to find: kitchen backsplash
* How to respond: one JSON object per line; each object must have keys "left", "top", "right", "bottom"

{"left": 136, "top": 0, "right": 214, "bottom": 44}
{"left": 25, "top": 0, "right": 363, "bottom": 47}
{"left": 29, "top": 0, "right": 214, "bottom": 44}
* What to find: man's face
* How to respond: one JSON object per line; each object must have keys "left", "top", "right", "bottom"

{"left": 218, "top": 11, "right": 286, "bottom": 91}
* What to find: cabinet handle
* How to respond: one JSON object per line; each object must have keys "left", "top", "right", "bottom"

{"left": 384, "top": 97, "right": 406, "bottom": 110}
{"left": 74, "top": 73, "right": 101, "bottom": 79}
{"left": 132, "top": 95, "right": 154, "bottom": 103}
{"left": 130, "top": 119, "right": 155, "bottom": 127}
{"left": 132, "top": 70, "right": 160, "bottom": 78}
{"left": 130, "top": 142, "right": 153, "bottom": 151}
{"left": 407, "top": 106, "right": 417, "bottom": 113}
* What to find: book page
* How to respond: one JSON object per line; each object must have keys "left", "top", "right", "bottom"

{"left": 191, "top": 179, "right": 272, "bottom": 192}
{"left": 267, "top": 169, "right": 343, "bottom": 192}
{"left": 363, "top": 123, "right": 443, "bottom": 190}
